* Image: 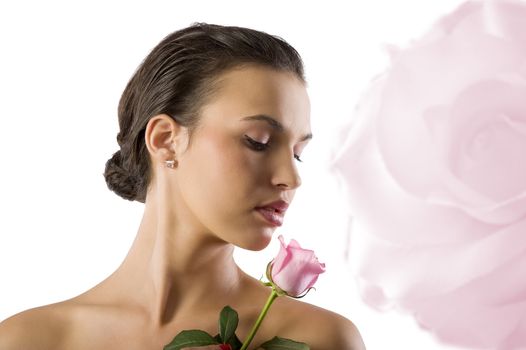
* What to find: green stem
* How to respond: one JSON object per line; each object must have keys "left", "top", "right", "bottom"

{"left": 239, "top": 288, "right": 279, "bottom": 350}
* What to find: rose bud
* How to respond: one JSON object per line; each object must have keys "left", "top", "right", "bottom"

{"left": 266, "top": 234, "right": 326, "bottom": 298}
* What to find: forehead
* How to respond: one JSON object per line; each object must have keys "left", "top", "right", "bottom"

{"left": 199, "top": 64, "right": 311, "bottom": 138}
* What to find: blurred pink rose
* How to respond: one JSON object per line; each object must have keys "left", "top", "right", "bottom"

{"left": 330, "top": 0, "right": 526, "bottom": 349}
{"left": 268, "top": 234, "right": 326, "bottom": 297}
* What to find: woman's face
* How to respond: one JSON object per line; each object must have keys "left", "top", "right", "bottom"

{"left": 172, "top": 64, "right": 311, "bottom": 251}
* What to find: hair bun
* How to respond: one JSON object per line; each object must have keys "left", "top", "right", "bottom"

{"left": 103, "top": 150, "right": 139, "bottom": 201}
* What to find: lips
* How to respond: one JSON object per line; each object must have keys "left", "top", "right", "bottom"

{"left": 256, "top": 200, "right": 289, "bottom": 214}
{"left": 255, "top": 199, "right": 289, "bottom": 226}
{"left": 256, "top": 207, "right": 284, "bottom": 226}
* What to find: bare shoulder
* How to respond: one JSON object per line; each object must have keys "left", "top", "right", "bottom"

{"left": 309, "top": 308, "right": 366, "bottom": 350}
{"left": 0, "top": 303, "right": 72, "bottom": 350}
{"left": 277, "top": 298, "right": 366, "bottom": 350}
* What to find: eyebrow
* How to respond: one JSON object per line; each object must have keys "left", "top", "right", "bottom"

{"left": 240, "top": 114, "right": 313, "bottom": 142}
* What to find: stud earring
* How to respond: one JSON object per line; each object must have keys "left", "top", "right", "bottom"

{"left": 165, "top": 159, "right": 176, "bottom": 168}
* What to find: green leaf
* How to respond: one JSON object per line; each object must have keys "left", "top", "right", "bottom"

{"left": 163, "top": 329, "right": 219, "bottom": 350}
{"left": 226, "top": 331, "right": 243, "bottom": 350}
{"left": 219, "top": 305, "right": 239, "bottom": 343}
{"left": 258, "top": 336, "right": 310, "bottom": 350}
{"left": 215, "top": 331, "right": 242, "bottom": 350}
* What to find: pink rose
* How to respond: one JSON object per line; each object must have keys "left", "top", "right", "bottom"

{"left": 268, "top": 234, "right": 326, "bottom": 298}
{"left": 330, "top": 0, "right": 526, "bottom": 349}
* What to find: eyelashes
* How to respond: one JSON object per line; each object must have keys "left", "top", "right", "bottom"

{"left": 244, "top": 135, "right": 303, "bottom": 163}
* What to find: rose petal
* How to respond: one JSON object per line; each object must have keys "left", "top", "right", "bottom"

{"left": 331, "top": 1, "right": 526, "bottom": 348}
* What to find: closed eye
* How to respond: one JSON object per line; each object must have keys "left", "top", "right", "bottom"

{"left": 244, "top": 135, "right": 303, "bottom": 162}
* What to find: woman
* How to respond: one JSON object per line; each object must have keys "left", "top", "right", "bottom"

{"left": 0, "top": 23, "right": 365, "bottom": 350}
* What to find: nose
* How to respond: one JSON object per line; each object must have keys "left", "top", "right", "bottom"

{"left": 272, "top": 150, "right": 302, "bottom": 190}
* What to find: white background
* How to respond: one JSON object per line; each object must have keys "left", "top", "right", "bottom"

{"left": 0, "top": 1, "right": 471, "bottom": 349}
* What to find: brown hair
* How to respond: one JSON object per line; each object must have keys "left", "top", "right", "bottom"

{"left": 103, "top": 22, "right": 305, "bottom": 203}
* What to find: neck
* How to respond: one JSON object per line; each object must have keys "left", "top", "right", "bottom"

{"left": 112, "top": 191, "right": 245, "bottom": 327}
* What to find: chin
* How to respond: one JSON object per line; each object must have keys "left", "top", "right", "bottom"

{"left": 238, "top": 233, "right": 273, "bottom": 251}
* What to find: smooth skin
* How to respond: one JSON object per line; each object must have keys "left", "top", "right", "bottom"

{"left": 0, "top": 64, "right": 366, "bottom": 350}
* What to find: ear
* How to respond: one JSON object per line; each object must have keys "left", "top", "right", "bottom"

{"left": 144, "top": 114, "right": 189, "bottom": 166}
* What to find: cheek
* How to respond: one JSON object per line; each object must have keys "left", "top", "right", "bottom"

{"left": 195, "top": 134, "right": 255, "bottom": 201}
{"left": 186, "top": 134, "right": 274, "bottom": 247}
